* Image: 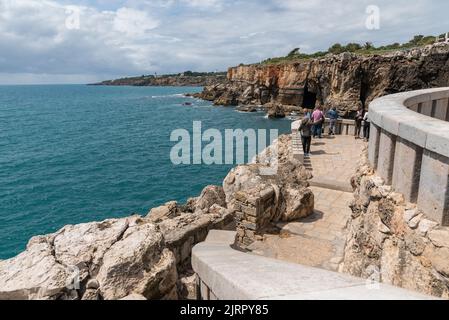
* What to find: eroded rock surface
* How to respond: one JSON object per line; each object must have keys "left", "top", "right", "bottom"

{"left": 195, "top": 44, "right": 449, "bottom": 117}
{"left": 343, "top": 150, "right": 449, "bottom": 298}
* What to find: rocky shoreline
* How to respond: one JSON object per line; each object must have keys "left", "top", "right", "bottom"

{"left": 0, "top": 135, "right": 314, "bottom": 300}
{"left": 191, "top": 43, "right": 449, "bottom": 118}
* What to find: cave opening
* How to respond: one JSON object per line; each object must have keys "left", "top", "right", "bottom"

{"left": 360, "top": 81, "right": 369, "bottom": 110}
{"left": 302, "top": 84, "right": 317, "bottom": 110}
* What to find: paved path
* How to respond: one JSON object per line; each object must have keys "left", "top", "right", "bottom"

{"left": 306, "top": 135, "right": 366, "bottom": 191}
{"left": 250, "top": 135, "right": 366, "bottom": 272}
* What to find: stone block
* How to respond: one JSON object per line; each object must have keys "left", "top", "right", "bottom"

{"left": 392, "top": 138, "right": 423, "bottom": 203}
{"left": 421, "top": 101, "right": 433, "bottom": 116}
{"left": 377, "top": 129, "right": 396, "bottom": 185}
{"left": 368, "top": 123, "right": 381, "bottom": 169}
{"left": 200, "top": 280, "right": 210, "bottom": 300}
{"left": 434, "top": 99, "right": 448, "bottom": 121}
{"left": 417, "top": 150, "right": 449, "bottom": 226}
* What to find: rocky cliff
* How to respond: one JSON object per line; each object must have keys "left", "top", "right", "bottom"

{"left": 194, "top": 43, "right": 449, "bottom": 117}
{"left": 342, "top": 150, "right": 449, "bottom": 298}
{"left": 0, "top": 136, "right": 313, "bottom": 300}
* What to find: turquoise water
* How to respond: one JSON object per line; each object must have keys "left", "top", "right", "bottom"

{"left": 0, "top": 85, "right": 292, "bottom": 259}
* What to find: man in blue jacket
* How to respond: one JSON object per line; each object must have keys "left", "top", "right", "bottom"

{"left": 327, "top": 107, "right": 339, "bottom": 135}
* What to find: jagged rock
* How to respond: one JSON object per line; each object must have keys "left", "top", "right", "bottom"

{"left": 96, "top": 223, "right": 178, "bottom": 300}
{"left": 266, "top": 103, "right": 286, "bottom": 118}
{"left": 408, "top": 214, "right": 423, "bottom": 229}
{"left": 86, "top": 279, "right": 100, "bottom": 290}
{"left": 147, "top": 201, "right": 180, "bottom": 223}
{"left": 236, "top": 105, "right": 257, "bottom": 112}
{"left": 428, "top": 229, "right": 449, "bottom": 248}
{"left": 417, "top": 219, "right": 438, "bottom": 237}
{"left": 82, "top": 289, "right": 100, "bottom": 300}
{"left": 177, "top": 273, "right": 197, "bottom": 300}
{"left": 428, "top": 247, "right": 449, "bottom": 277}
{"left": 0, "top": 241, "right": 72, "bottom": 300}
{"left": 404, "top": 209, "right": 420, "bottom": 223}
{"left": 159, "top": 208, "right": 234, "bottom": 268}
{"left": 195, "top": 186, "right": 227, "bottom": 212}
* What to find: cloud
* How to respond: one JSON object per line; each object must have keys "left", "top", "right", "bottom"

{"left": 0, "top": 0, "right": 448, "bottom": 84}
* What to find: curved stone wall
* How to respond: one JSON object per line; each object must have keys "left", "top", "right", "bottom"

{"left": 368, "top": 88, "right": 449, "bottom": 226}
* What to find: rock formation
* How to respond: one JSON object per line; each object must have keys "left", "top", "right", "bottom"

{"left": 194, "top": 43, "right": 449, "bottom": 117}
{"left": 0, "top": 186, "right": 234, "bottom": 300}
{"left": 342, "top": 150, "right": 449, "bottom": 298}
{"left": 0, "top": 135, "right": 312, "bottom": 300}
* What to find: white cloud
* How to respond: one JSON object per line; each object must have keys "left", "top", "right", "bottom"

{"left": 113, "top": 7, "right": 159, "bottom": 36}
{"left": 0, "top": 0, "right": 447, "bottom": 84}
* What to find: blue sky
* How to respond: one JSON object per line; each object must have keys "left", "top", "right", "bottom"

{"left": 0, "top": 0, "right": 448, "bottom": 84}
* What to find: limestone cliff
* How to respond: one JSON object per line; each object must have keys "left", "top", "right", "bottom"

{"left": 195, "top": 43, "right": 449, "bottom": 117}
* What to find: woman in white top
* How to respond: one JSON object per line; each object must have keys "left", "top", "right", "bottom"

{"left": 363, "top": 112, "right": 370, "bottom": 141}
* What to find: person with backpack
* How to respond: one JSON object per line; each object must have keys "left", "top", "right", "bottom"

{"left": 311, "top": 106, "right": 325, "bottom": 139}
{"left": 326, "top": 107, "right": 339, "bottom": 135}
{"left": 299, "top": 111, "right": 314, "bottom": 156}
{"left": 355, "top": 107, "right": 364, "bottom": 139}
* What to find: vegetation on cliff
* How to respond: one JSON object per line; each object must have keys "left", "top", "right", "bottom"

{"left": 94, "top": 71, "right": 227, "bottom": 87}
{"left": 261, "top": 34, "right": 441, "bottom": 65}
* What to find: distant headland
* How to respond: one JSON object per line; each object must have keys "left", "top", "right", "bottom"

{"left": 91, "top": 71, "right": 227, "bottom": 87}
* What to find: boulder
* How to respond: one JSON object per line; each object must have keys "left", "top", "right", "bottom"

{"left": 147, "top": 201, "right": 180, "bottom": 223}
{"left": 194, "top": 186, "right": 227, "bottom": 212}
{"left": 0, "top": 241, "right": 72, "bottom": 300}
{"left": 96, "top": 223, "right": 178, "bottom": 300}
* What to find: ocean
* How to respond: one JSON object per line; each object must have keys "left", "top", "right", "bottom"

{"left": 0, "top": 85, "right": 292, "bottom": 259}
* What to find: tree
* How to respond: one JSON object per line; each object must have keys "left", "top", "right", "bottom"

{"left": 346, "top": 43, "right": 362, "bottom": 52}
{"left": 328, "top": 43, "right": 343, "bottom": 54}
{"left": 364, "top": 42, "right": 374, "bottom": 50}
{"left": 287, "top": 48, "right": 301, "bottom": 57}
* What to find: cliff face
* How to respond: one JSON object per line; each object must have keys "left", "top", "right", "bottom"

{"left": 196, "top": 43, "right": 449, "bottom": 117}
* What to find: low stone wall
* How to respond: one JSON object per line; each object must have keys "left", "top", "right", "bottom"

{"left": 369, "top": 88, "right": 449, "bottom": 226}
{"left": 342, "top": 151, "right": 449, "bottom": 298}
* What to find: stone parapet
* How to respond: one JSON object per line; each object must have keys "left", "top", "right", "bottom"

{"left": 369, "top": 88, "right": 449, "bottom": 226}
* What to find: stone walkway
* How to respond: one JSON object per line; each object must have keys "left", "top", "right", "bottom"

{"left": 306, "top": 135, "right": 366, "bottom": 191}
{"left": 249, "top": 135, "right": 366, "bottom": 272}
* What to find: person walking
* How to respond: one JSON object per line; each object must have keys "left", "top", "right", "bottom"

{"left": 355, "top": 107, "right": 364, "bottom": 139}
{"left": 327, "top": 107, "right": 339, "bottom": 135}
{"left": 363, "top": 111, "right": 370, "bottom": 141}
{"left": 312, "top": 107, "right": 325, "bottom": 139}
{"left": 299, "top": 112, "right": 313, "bottom": 157}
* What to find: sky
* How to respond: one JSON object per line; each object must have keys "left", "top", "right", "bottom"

{"left": 0, "top": 0, "right": 448, "bottom": 84}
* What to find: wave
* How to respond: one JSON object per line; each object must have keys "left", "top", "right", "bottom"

{"left": 151, "top": 93, "right": 185, "bottom": 99}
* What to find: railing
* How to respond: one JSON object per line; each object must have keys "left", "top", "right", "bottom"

{"left": 368, "top": 88, "right": 449, "bottom": 226}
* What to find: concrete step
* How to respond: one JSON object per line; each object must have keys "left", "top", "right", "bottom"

{"left": 310, "top": 177, "right": 353, "bottom": 193}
